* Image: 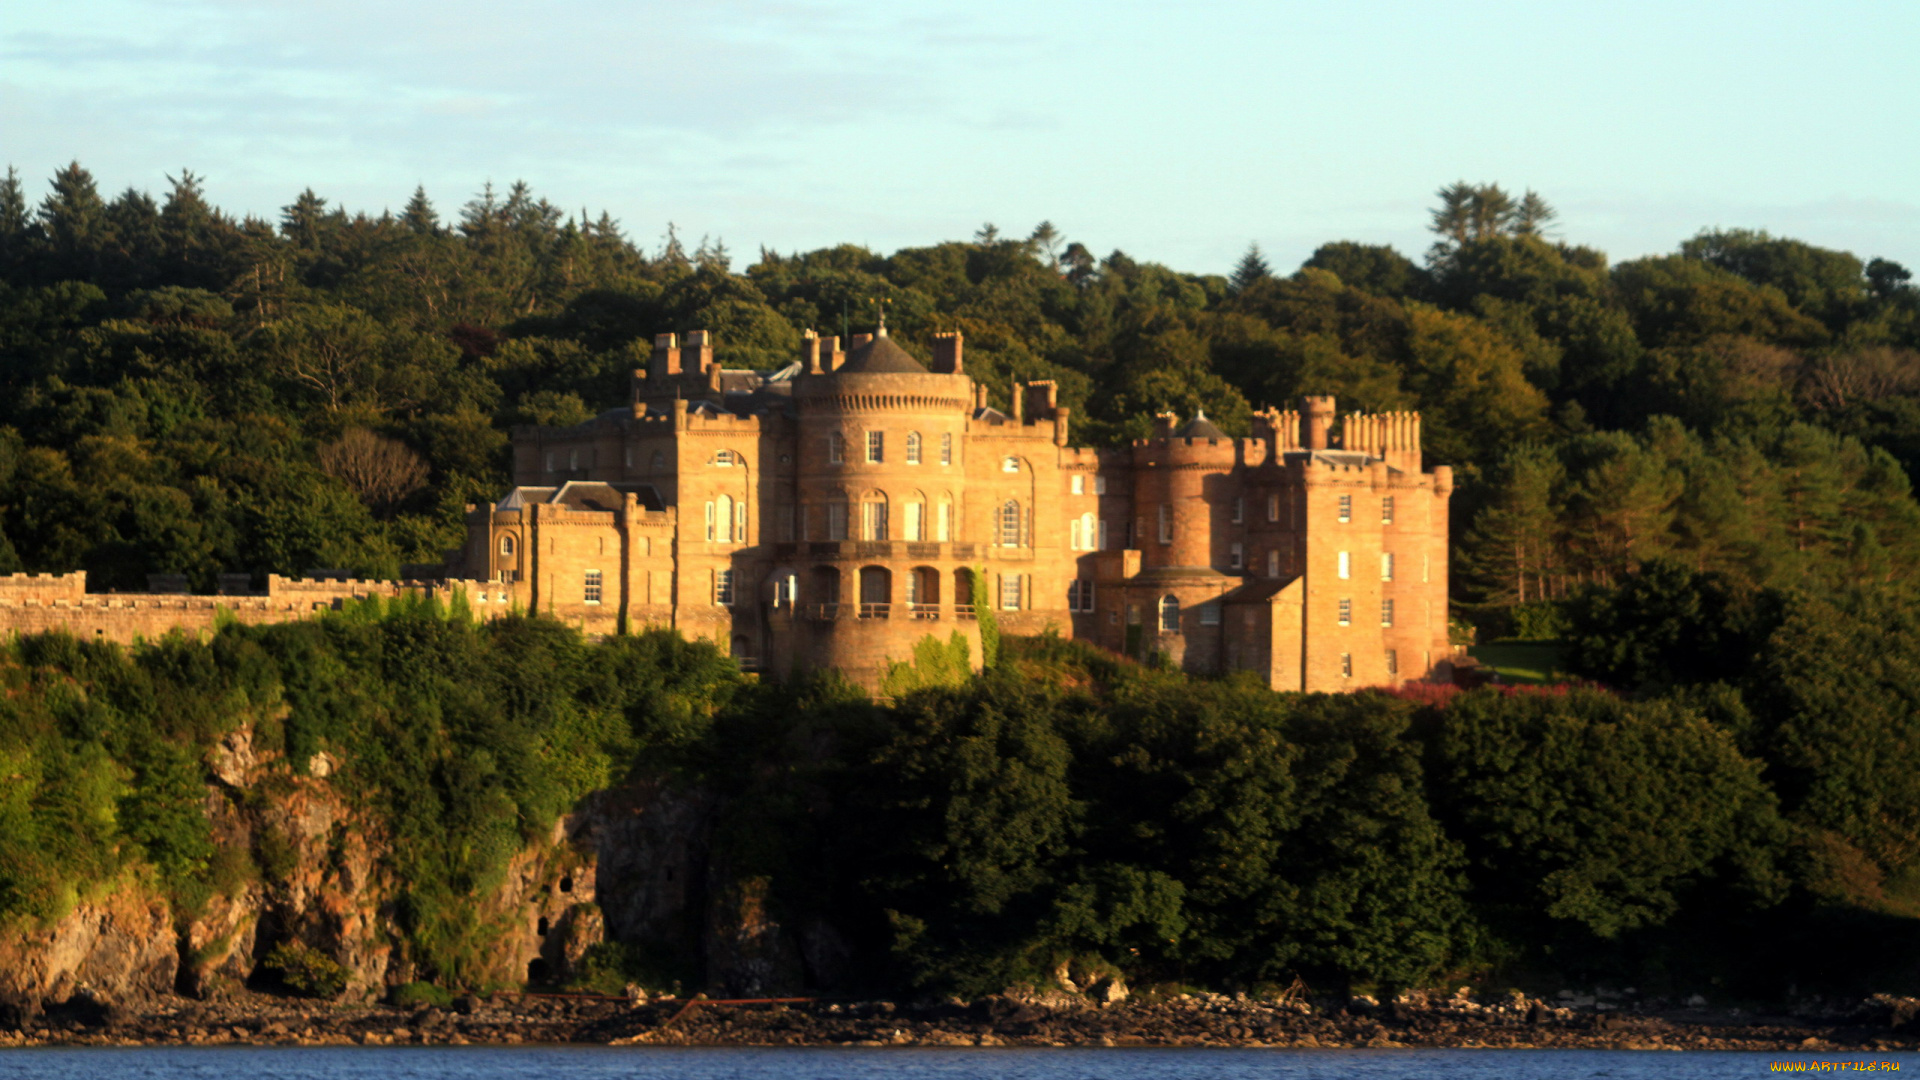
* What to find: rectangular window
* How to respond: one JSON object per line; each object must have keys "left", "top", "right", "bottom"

{"left": 1386, "top": 649, "right": 1399, "bottom": 676}
{"left": 714, "top": 569, "right": 735, "bottom": 606}
{"left": 1071, "top": 475, "right": 1085, "bottom": 495}
{"left": 1341, "top": 653, "right": 1353, "bottom": 678}
{"left": 779, "top": 505, "right": 795, "bottom": 542}
{"left": 1200, "top": 603, "right": 1221, "bottom": 626}
{"left": 866, "top": 431, "right": 884, "bottom": 463}
{"left": 906, "top": 434, "right": 922, "bottom": 465}
{"left": 1070, "top": 519, "right": 1083, "bottom": 551}
{"left": 1382, "top": 552, "right": 1395, "bottom": 581}
{"left": 1229, "top": 542, "right": 1243, "bottom": 570}
{"left": 937, "top": 502, "right": 951, "bottom": 541}
{"left": 828, "top": 434, "right": 844, "bottom": 464}
{"left": 940, "top": 433, "right": 953, "bottom": 465}
{"left": 1232, "top": 498, "right": 1244, "bottom": 524}
{"left": 583, "top": 570, "right": 603, "bottom": 604}
{"left": 1068, "top": 580, "right": 1096, "bottom": 612}
{"left": 705, "top": 501, "right": 715, "bottom": 541}
{"left": 1094, "top": 475, "right": 1108, "bottom": 495}
{"left": 1098, "top": 519, "right": 1110, "bottom": 550}
{"left": 1338, "top": 494, "right": 1352, "bottom": 523}
{"left": 904, "top": 502, "right": 923, "bottom": 542}
{"left": 1267, "top": 493, "right": 1280, "bottom": 522}
{"left": 1000, "top": 574, "right": 1022, "bottom": 611}
{"left": 1158, "top": 504, "right": 1173, "bottom": 545}
{"left": 1382, "top": 496, "right": 1395, "bottom": 524}
{"left": 1381, "top": 598, "right": 1395, "bottom": 627}
{"left": 827, "top": 503, "right": 848, "bottom": 540}
{"left": 1338, "top": 551, "right": 1351, "bottom": 579}
{"left": 1338, "top": 598, "right": 1352, "bottom": 626}
{"left": 1267, "top": 549, "right": 1280, "bottom": 578}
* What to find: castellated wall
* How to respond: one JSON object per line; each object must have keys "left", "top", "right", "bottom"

{"left": 0, "top": 572, "right": 522, "bottom": 646}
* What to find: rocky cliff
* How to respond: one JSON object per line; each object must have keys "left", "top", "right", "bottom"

{"left": 0, "top": 717, "right": 787, "bottom": 1020}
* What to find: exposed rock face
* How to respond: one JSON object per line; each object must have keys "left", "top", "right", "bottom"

{"left": 0, "top": 719, "right": 627, "bottom": 1013}
{"left": 0, "top": 887, "right": 177, "bottom": 1014}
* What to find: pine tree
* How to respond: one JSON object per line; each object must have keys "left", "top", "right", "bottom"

{"left": 1512, "top": 189, "right": 1557, "bottom": 237}
{"left": 401, "top": 185, "right": 439, "bottom": 236}
{"left": 38, "top": 161, "right": 109, "bottom": 280}
{"left": 1229, "top": 243, "right": 1272, "bottom": 295}
{"left": 1461, "top": 444, "right": 1563, "bottom": 602}
{"left": 0, "top": 166, "right": 27, "bottom": 277}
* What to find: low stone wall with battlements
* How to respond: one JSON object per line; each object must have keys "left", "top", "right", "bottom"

{"left": 0, "top": 572, "right": 524, "bottom": 646}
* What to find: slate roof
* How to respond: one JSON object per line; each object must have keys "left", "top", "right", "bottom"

{"left": 1176, "top": 413, "right": 1227, "bottom": 440}
{"left": 837, "top": 332, "right": 928, "bottom": 374}
{"left": 554, "top": 481, "right": 666, "bottom": 512}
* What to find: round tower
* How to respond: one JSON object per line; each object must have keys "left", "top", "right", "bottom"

{"left": 788, "top": 328, "right": 980, "bottom": 686}
{"left": 1131, "top": 412, "right": 1238, "bottom": 571}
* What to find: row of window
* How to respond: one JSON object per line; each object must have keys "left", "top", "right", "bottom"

{"left": 1338, "top": 651, "right": 1401, "bottom": 678}
{"left": 827, "top": 432, "right": 956, "bottom": 466}
{"left": 1334, "top": 598, "right": 1397, "bottom": 627}
{"left": 1335, "top": 551, "right": 1397, "bottom": 580}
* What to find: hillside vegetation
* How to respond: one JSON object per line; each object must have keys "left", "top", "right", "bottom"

{"left": 3, "top": 167, "right": 1919, "bottom": 1001}
{"left": 0, "top": 168, "right": 1915, "bottom": 595}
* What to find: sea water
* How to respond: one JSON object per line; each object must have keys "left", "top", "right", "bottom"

{"left": 0, "top": 1046, "right": 1907, "bottom": 1079}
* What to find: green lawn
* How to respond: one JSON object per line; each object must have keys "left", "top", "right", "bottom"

{"left": 1468, "top": 640, "right": 1568, "bottom": 685}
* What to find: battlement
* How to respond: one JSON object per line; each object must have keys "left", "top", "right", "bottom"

{"left": 0, "top": 572, "right": 87, "bottom": 601}
{"left": 1253, "top": 408, "right": 1303, "bottom": 452}
{"left": 1342, "top": 410, "right": 1423, "bottom": 472}
{"left": 0, "top": 573, "right": 525, "bottom": 646}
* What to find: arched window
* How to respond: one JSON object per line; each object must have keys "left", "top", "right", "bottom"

{"left": 499, "top": 534, "right": 515, "bottom": 556}
{"left": 862, "top": 492, "right": 889, "bottom": 541}
{"left": 999, "top": 501, "right": 1022, "bottom": 547}
{"left": 1159, "top": 594, "right": 1180, "bottom": 632}
{"left": 904, "top": 497, "right": 925, "bottom": 541}
{"left": 906, "top": 432, "right": 923, "bottom": 465}
{"left": 858, "top": 566, "right": 891, "bottom": 613}
{"left": 937, "top": 495, "right": 953, "bottom": 542}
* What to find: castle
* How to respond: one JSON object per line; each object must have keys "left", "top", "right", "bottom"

{"left": 452, "top": 326, "right": 1455, "bottom": 691}
{"left": 0, "top": 325, "right": 1454, "bottom": 691}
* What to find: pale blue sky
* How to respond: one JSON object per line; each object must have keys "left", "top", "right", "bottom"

{"left": 3, "top": 0, "right": 1916, "bottom": 275}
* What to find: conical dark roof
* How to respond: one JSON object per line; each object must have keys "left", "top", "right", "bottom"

{"left": 1176, "top": 411, "right": 1226, "bottom": 440}
{"left": 838, "top": 332, "right": 928, "bottom": 374}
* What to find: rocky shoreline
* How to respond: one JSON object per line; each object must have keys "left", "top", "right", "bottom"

{"left": 4, "top": 989, "right": 1919, "bottom": 1053}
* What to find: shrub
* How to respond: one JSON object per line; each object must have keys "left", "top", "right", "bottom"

{"left": 388, "top": 981, "right": 453, "bottom": 1008}
{"left": 264, "top": 941, "right": 350, "bottom": 999}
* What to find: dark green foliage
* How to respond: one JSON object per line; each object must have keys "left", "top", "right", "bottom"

{"left": 1423, "top": 687, "right": 1785, "bottom": 942}
{"left": 264, "top": 940, "right": 349, "bottom": 999}
{"left": 1562, "top": 560, "right": 1783, "bottom": 690}
{"left": 0, "top": 164, "right": 1914, "bottom": 602}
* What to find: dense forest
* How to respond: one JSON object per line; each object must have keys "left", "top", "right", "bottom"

{"left": 4, "top": 164, "right": 1920, "bottom": 1001}
{"left": 0, "top": 165, "right": 1916, "bottom": 597}
{"left": 4, "top": 584, "right": 1920, "bottom": 1001}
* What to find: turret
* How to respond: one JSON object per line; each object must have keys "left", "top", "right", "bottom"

{"left": 1303, "top": 396, "right": 1336, "bottom": 450}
